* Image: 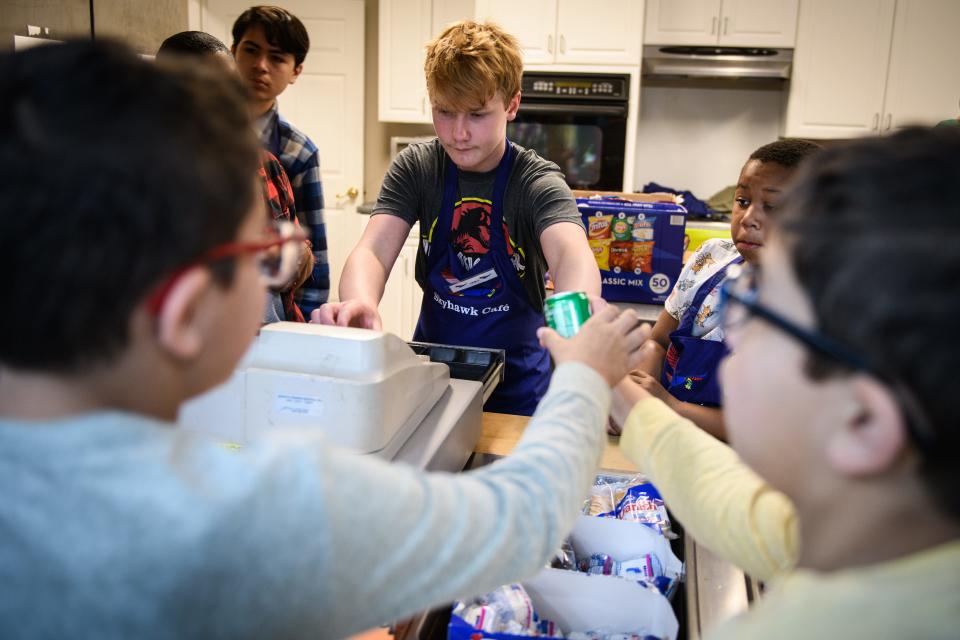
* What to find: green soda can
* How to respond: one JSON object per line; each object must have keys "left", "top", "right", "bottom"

{"left": 544, "top": 291, "right": 592, "bottom": 338}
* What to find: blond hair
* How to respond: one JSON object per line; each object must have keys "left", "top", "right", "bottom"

{"left": 424, "top": 21, "right": 523, "bottom": 112}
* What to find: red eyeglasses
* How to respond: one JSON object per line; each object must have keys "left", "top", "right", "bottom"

{"left": 146, "top": 220, "right": 306, "bottom": 315}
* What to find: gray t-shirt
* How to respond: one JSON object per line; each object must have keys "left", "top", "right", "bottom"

{"left": 374, "top": 139, "right": 583, "bottom": 310}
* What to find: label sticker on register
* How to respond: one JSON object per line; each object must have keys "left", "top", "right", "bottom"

{"left": 272, "top": 393, "right": 324, "bottom": 418}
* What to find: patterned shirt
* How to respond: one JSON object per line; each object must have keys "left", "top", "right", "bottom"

{"left": 664, "top": 238, "right": 741, "bottom": 341}
{"left": 257, "top": 103, "right": 329, "bottom": 317}
{"left": 258, "top": 150, "right": 305, "bottom": 323}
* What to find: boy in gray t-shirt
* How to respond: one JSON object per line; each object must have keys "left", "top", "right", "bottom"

{"left": 315, "top": 21, "right": 601, "bottom": 415}
{"left": 377, "top": 138, "right": 583, "bottom": 311}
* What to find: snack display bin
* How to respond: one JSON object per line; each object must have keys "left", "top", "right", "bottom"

{"left": 389, "top": 465, "right": 754, "bottom": 640}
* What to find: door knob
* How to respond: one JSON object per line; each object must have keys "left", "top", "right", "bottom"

{"left": 337, "top": 186, "right": 359, "bottom": 200}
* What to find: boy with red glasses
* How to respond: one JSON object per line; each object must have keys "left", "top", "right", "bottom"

{"left": 0, "top": 41, "right": 646, "bottom": 637}
{"left": 611, "top": 127, "right": 960, "bottom": 638}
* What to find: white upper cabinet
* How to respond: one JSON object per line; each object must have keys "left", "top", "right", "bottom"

{"left": 379, "top": 0, "right": 433, "bottom": 123}
{"left": 474, "top": 0, "right": 557, "bottom": 64}
{"left": 644, "top": 0, "right": 798, "bottom": 48}
{"left": 785, "top": 0, "right": 894, "bottom": 138}
{"left": 784, "top": 0, "right": 959, "bottom": 138}
{"left": 719, "top": 0, "right": 800, "bottom": 47}
{"left": 475, "top": 0, "right": 643, "bottom": 66}
{"left": 883, "top": 0, "right": 960, "bottom": 130}
{"left": 644, "top": 0, "right": 721, "bottom": 45}
{"left": 378, "top": 0, "right": 476, "bottom": 123}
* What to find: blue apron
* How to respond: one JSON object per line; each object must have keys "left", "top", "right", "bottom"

{"left": 660, "top": 257, "right": 743, "bottom": 406}
{"left": 413, "top": 142, "right": 551, "bottom": 416}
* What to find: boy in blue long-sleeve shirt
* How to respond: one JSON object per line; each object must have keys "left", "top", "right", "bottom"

{"left": 0, "top": 41, "right": 648, "bottom": 638}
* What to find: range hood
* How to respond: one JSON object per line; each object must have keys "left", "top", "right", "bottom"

{"left": 642, "top": 45, "right": 792, "bottom": 80}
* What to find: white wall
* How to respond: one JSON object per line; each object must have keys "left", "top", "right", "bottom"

{"left": 633, "top": 78, "right": 787, "bottom": 200}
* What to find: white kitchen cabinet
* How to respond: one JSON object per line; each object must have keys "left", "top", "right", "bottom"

{"left": 378, "top": 0, "right": 476, "bottom": 123}
{"left": 784, "top": 0, "right": 894, "bottom": 138}
{"left": 380, "top": 231, "right": 424, "bottom": 340}
{"left": 784, "top": 0, "right": 960, "bottom": 139}
{"left": 883, "top": 0, "right": 960, "bottom": 130}
{"left": 644, "top": 0, "right": 798, "bottom": 47}
{"left": 475, "top": 0, "right": 643, "bottom": 66}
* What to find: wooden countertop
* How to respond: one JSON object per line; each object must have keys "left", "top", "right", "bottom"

{"left": 476, "top": 412, "right": 638, "bottom": 473}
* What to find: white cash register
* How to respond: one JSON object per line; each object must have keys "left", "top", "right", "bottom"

{"left": 178, "top": 323, "right": 502, "bottom": 470}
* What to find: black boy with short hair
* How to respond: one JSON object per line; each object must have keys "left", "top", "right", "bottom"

{"left": 157, "top": 30, "right": 314, "bottom": 323}
{"left": 157, "top": 30, "right": 231, "bottom": 58}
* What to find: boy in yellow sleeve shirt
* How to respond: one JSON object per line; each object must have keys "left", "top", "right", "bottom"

{"left": 612, "top": 127, "right": 960, "bottom": 638}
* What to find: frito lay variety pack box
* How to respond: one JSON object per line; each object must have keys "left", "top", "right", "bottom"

{"left": 576, "top": 193, "right": 686, "bottom": 305}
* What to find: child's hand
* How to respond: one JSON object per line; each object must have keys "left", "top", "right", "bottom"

{"left": 311, "top": 300, "right": 382, "bottom": 330}
{"left": 628, "top": 370, "right": 675, "bottom": 407}
{"left": 537, "top": 305, "right": 649, "bottom": 387}
{"left": 610, "top": 377, "right": 654, "bottom": 433}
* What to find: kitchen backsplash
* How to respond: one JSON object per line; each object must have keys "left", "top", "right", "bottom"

{"left": 633, "top": 78, "right": 787, "bottom": 201}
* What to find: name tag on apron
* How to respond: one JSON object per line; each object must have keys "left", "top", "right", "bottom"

{"left": 448, "top": 267, "right": 498, "bottom": 294}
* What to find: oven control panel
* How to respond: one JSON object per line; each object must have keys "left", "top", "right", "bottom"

{"left": 521, "top": 72, "right": 629, "bottom": 101}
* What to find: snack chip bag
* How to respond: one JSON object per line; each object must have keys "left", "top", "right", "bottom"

{"left": 617, "top": 483, "right": 672, "bottom": 537}
{"left": 611, "top": 215, "right": 635, "bottom": 241}
{"left": 609, "top": 241, "right": 633, "bottom": 271}
{"left": 584, "top": 474, "right": 675, "bottom": 538}
{"left": 585, "top": 490, "right": 616, "bottom": 517}
{"left": 453, "top": 584, "right": 565, "bottom": 637}
{"left": 632, "top": 216, "right": 655, "bottom": 241}
{"left": 589, "top": 238, "right": 612, "bottom": 271}
{"left": 581, "top": 552, "right": 619, "bottom": 576}
{"left": 588, "top": 214, "right": 613, "bottom": 240}
{"left": 631, "top": 241, "right": 654, "bottom": 273}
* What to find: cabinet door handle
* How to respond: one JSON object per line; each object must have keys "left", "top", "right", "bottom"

{"left": 711, "top": 16, "right": 717, "bottom": 35}
{"left": 547, "top": 34, "right": 553, "bottom": 54}
{"left": 872, "top": 112, "right": 879, "bottom": 131}
{"left": 884, "top": 113, "right": 892, "bottom": 131}
{"left": 559, "top": 34, "right": 566, "bottom": 54}
{"left": 723, "top": 17, "right": 729, "bottom": 35}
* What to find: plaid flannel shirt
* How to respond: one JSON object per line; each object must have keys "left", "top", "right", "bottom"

{"left": 258, "top": 104, "right": 329, "bottom": 317}
{"left": 258, "top": 150, "right": 306, "bottom": 322}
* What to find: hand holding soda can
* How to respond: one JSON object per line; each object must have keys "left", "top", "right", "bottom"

{"left": 544, "top": 291, "right": 592, "bottom": 338}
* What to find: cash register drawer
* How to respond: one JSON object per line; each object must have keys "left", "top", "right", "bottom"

{"left": 407, "top": 342, "right": 505, "bottom": 404}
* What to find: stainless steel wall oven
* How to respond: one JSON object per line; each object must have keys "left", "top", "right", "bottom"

{"left": 508, "top": 71, "right": 630, "bottom": 192}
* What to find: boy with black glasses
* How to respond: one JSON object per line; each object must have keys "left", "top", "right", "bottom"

{"left": 612, "top": 127, "right": 960, "bottom": 638}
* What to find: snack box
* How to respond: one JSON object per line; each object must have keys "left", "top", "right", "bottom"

{"left": 578, "top": 196, "right": 686, "bottom": 304}
{"left": 449, "top": 515, "right": 682, "bottom": 640}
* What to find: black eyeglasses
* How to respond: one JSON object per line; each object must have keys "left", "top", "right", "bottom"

{"left": 718, "top": 263, "right": 935, "bottom": 453}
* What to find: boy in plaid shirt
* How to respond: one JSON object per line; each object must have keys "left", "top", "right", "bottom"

{"left": 230, "top": 5, "right": 329, "bottom": 316}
